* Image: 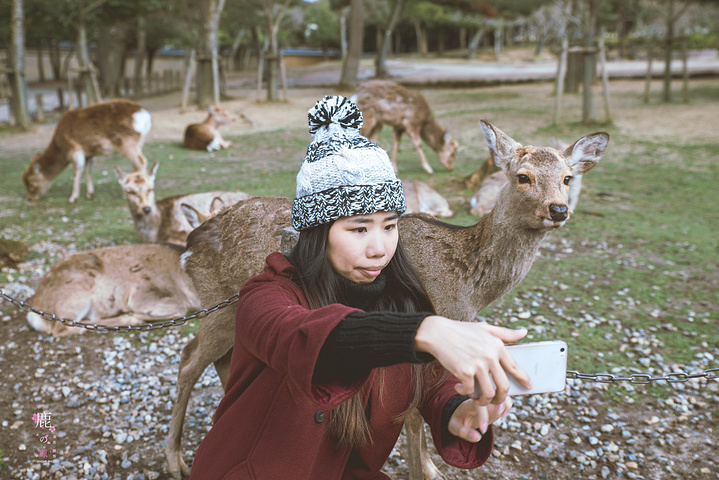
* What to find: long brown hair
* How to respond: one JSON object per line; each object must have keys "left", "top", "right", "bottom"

{"left": 289, "top": 220, "right": 442, "bottom": 449}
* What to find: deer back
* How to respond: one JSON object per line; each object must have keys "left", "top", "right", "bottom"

{"left": 183, "top": 106, "right": 236, "bottom": 150}
{"left": 156, "top": 191, "right": 253, "bottom": 246}
{"left": 402, "top": 180, "right": 453, "bottom": 218}
{"left": 182, "top": 196, "right": 293, "bottom": 309}
{"left": 27, "top": 244, "right": 200, "bottom": 336}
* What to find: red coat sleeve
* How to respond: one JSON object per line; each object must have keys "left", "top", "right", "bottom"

{"left": 419, "top": 372, "right": 494, "bottom": 469}
{"left": 235, "top": 259, "right": 369, "bottom": 408}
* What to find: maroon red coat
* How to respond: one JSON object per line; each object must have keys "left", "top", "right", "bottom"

{"left": 189, "top": 252, "right": 493, "bottom": 479}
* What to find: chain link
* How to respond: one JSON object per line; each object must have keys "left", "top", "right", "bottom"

{"left": 567, "top": 368, "right": 719, "bottom": 384}
{"left": 0, "top": 289, "right": 239, "bottom": 333}
{"left": 2, "top": 289, "right": 717, "bottom": 384}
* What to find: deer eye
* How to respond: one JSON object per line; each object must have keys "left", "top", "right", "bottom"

{"left": 517, "top": 174, "right": 531, "bottom": 185}
{"left": 563, "top": 175, "right": 572, "bottom": 186}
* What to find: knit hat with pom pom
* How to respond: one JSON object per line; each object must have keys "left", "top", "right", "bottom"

{"left": 291, "top": 95, "right": 406, "bottom": 231}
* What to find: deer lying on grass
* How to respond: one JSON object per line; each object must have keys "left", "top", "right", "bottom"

{"left": 182, "top": 105, "right": 238, "bottom": 152}
{"left": 164, "top": 121, "right": 609, "bottom": 480}
{"left": 114, "top": 162, "right": 252, "bottom": 247}
{"left": 403, "top": 180, "right": 454, "bottom": 218}
{"left": 22, "top": 99, "right": 151, "bottom": 203}
{"left": 350, "top": 80, "right": 458, "bottom": 175}
{"left": 25, "top": 244, "right": 200, "bottom": 337}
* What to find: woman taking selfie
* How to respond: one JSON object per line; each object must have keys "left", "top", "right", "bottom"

{"left": 189, "top": 95, "right": 531, "bottom": 479}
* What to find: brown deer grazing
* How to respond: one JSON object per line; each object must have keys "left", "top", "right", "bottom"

{"left": 182, "top": 105, "right": 237, "bottom": 152}
{"left": 25, "top": 244, "right": 200, "bottom": 337}
{"left": 22, "top": 99, "right": 151, "bottom": 203}
{"left": 350, "top": 80, "right": 458, "bottom": 175}
{"left": 114, "top": 162, "right": 252, "bottom": 247}
{"left": 164, "top": 121, "right": 609, "bottom": 480}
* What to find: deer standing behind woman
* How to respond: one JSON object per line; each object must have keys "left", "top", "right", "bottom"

{"left": 22, "top": 99, "right": 151, "bottom": 203}
{"left": 114, "top": 161, "right": 252, "bottom": 247}
{"left": 350, "top": 80, "right": 458, "bottom": 175}
{"left": 164, "top": 121, "right": 609, "bottom": 480}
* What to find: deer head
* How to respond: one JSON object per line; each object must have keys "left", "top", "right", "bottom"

{"left": 480, "top": 119, "right": 609, "bottom": 229}
{"left": 114, "top": 161, "right": 160, "bottom": 219}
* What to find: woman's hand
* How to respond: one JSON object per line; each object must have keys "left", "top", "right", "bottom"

{"left": 448, "top": 397, "right": 513, "bottom": 443}
{"left": 415, "top": 316, "right": 532, "bottom": 405}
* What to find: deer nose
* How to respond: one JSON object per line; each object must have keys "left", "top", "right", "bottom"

{"left": 549, "top": 204, "right": 568, "bottom": 222}
{"left": 143, "top": 206, "right": 151, "bottom": 214}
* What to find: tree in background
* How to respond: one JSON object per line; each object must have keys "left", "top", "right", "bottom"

{"left": 304, "top": 0, "right": 341, "bottom": 59}
{"left": 9, "top": 0, "right": 31, "bottom": 129}
{"left": 339, "top": 0, "right": 364, "bottom": 88}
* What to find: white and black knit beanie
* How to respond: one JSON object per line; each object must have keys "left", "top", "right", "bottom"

{"left": 291, "top": 95, "right": 406, "bottom": 231}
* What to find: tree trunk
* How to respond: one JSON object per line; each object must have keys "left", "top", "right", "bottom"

{"left": 49, "top": 39, "right": 61, "bottom": 79}
{"left": 229, "top": 29, "right": 246, "bottom": 71}
{"left": 97, "top": 21, "right": 130, "bottom": 98}
{"left": 266, "top": 18, "right": 280, "bottom": 101}
{"left": 582, "top": 0, "right": 597, "bottom": 124}
{"left": 467, "top": 27, "right": 485, "bottom": 60}
{"left": 76, "top": 6, "right": 101, "bottom": 104}
{"left": 662, "top": 0, "right": 675, "bottom": 102}
{"left": 37, "top": 43, "right": 46, "bottom": 82}
{"left": 375, "top": 0, "right": 404, "bottom": 78}
{"left": 134, "top": 14, "right": 147, "bottom": 97}
{"left": 196, "top": 0, "right": 226, "bottom": 107}
{"left": 340, "top": 6, "right": 350, "bottom": 60}
{"left": 339, "top": 0, "right": 364, "bottom": 89}
{"left": 9, "top": 0, "right": 31, "bottom": 129}
{"left": 413, "top": 19, "right": 426, "bottom": 57}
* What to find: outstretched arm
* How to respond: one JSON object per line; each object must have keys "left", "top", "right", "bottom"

{"left": 415, "top": 316, "right": 532, "bottom": 405}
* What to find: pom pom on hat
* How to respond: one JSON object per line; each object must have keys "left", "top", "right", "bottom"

{"left": 292, "top": 95, "right": 406, "bottom": 231}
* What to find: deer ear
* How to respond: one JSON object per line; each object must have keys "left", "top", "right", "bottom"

{"left": 149, "top": 161, "right": 159, "bottom": 178}
{"left": 113, "top": 166, "right": 126, "bottom": 181}
{"left": 181, "top": 203, "right": 202, "bottom": 229}
{"left": 210, "top": 197, "right": 227, "bottom": 215}
{"left": 479, "top": 120, "right": 521, "bottom": 171}
{"left": 564, "top": 132, "right": 610, "bottom": 175}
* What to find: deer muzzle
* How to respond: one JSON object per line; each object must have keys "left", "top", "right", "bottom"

{"left": 549, "top": 204, "right": 569, "bottom": 222}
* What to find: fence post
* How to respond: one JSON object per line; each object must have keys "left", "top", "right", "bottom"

{"left": 34, "top": 93, "right": 45, "bottom": 123}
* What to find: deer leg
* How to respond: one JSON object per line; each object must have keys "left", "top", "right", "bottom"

{"left": 118, "top": 139, "right": 148, "bottom": 171}
{"left": 68, "top": 150, "right": 86, "bottom": 203}
{"left": 166, "top": 335, "right": 228, "bottom": 480}
{"left": 217, "top": 133, "right": 231, "bottom": 150}
{"left": 405, "top": 410, "right": 444, "bottom": 480}
{"left": 390, "top": 128, "right": 403, "bottom": 173}
{"left": 406, "top": 130, "right": 433, "bottom": 175}
{"left": 84, "top": 157, "right": 94, "bottom": 200}
{"left": 213, "top": 349, "right": 233, "bottom": 388}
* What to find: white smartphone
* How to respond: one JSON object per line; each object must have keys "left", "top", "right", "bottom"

{"left": 471, "top": 340, "right": 568, "bottom": 399}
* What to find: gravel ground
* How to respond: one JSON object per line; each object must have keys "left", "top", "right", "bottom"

{"left": 1, "top": 236, "right": 717, "bottom": 480}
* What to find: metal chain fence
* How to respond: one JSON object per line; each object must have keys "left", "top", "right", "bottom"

{"left": 2, "top": 288, "right": 717, "bottom": 385}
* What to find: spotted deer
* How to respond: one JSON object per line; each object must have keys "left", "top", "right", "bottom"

{"left": 182, "top": 105, "right": 239, "bottom": 152}
{"left": 114, "top": 162, "right": 252, "bottom": 247}
{"left": 164, "top": 121, "right": 609, "bottom": 479}
{"left": 22, "top": 99, "right": 151, "bottom": 203}
{"left": 25, "top": 244, "right": 200, "bottom": 337}
{"left": 350, "top": 80, "right": 458, "bottom": 175}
